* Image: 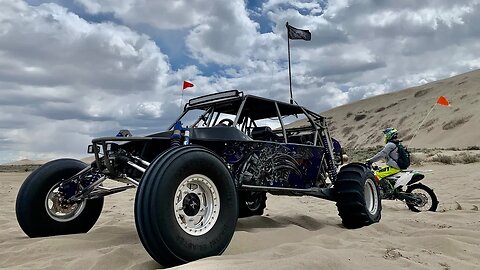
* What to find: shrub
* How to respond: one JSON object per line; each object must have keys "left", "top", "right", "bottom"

{"left": 466, "top": 146, "right": 480, "bottom": 150}
{"left": 354, "top": 114, "right": 367, "bottom": 121}
{"left": 455, "top": 153, "right": 480, "bottom": 164}
{"left": 410, "top": 153, "right": 425, "bottom": 165}
{"left": 345, "top": 146, "right": 383, "bottom": 163}
{"left": 375, "top": 107, "right": 385, "bottom": 113}
{"left": 348, "top": 134, "right": 359, "bottom": 141}
{"left": 423, "top": 118, "right": 437, "bottom": 128}
{"left": 431, "top": 154, "right": 453, "bottom": 164}
{"left": 414, "top": 88, "right": 432, "bottom": 98}
{"left": 387, "top": 102, "right": 398, "bottom": 108}
{"left": 342, "top": 126, "right": 354, "bottom": 135}
{"left": 442, "top": 115, "right": 473, "bottom": 130}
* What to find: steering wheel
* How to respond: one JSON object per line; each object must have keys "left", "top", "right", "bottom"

{"left": 217, "top": 118, "right": 234, "bottom": 127}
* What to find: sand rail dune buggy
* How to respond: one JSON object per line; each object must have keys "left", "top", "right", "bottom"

{"left": 16, "top": 90, "right": 381, "bottom": 266}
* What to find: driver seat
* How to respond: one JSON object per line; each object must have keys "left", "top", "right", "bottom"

{"left": 251, "top": 126, "right": 280, "bottom": 141}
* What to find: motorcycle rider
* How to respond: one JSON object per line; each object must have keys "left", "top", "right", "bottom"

{"left": 366, "top": 128, "right": 401, "bottom": 189}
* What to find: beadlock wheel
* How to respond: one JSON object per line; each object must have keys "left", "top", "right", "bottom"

{"left": 174, "top": 174, "right": 220, "bottom": 236}
{"left": 335, "top": 163, "right": 382, "bottom": 229}
{"left": 16, "top": 159, "right": 103, "bottom": 238}
{"left": 134, "top": 146, "right": 238, "bottom": 267}
{"left": 364, "top": 178, "right": 379, "bottom": 215}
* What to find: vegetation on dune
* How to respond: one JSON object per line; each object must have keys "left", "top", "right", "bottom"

{"left": 0, "top": 165, "right": 42, "bottom": 173}
{"left": 431, "top": 154, "right": 454, "bottom": 164}
{"left": 442, "top": 115, "right": 473, "bottom": 130}
{"left": 345, "top": 146, "right": 480, "bottom": 165}
{"left": 354, "top": 114, "right": 367, "bottom": 121}
{"left": 414, "top": 88, "right": 432, "bottom": 98}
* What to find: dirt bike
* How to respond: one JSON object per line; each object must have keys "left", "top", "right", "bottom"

{"left": 369, "top": 164, "right": 438, "bottom": 212}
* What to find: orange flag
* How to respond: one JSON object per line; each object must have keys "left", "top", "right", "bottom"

{"left": 436, "top": 95, "right": 450, "bottom": 106}
{"left": 183, "top": 81, "right": 194, "bottom": 90}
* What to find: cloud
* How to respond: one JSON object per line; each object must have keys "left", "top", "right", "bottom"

{"left": 0, "top": 2, "right": 169, "bottom": 93}
{"left": 2, "top": 0, "right": 480, "bottom": 163}
{"left": 75, "top": 0, "right": 213, "bottom": 29}
{"left": 0, "top": 1, "right": 176, "bottom": 163}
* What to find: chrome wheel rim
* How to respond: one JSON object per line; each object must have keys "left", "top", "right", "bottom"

{"left": 174, "top": 174, "right": 220, "bottom": 236}
{"left": 45, "top": 183, "right": 86, "bottom": 222}
{"left": 364, "top": 178, "right": 379, "bottom": 215}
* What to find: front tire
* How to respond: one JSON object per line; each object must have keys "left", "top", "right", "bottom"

{"left": 16, "top": 159, "right": 104, "bottom": 238}
{"left": 135, "top": 146, "right": 238, "bottom": 267}
{"left": 405, "top": 183, "right": 438, "bottom": 212}
{"left": 334, "top": 163, "right": 382, "bottom": 229}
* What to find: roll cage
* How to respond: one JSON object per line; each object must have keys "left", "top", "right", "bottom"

{"left": 170, "top": 90, "right": 333, "bottom": 149}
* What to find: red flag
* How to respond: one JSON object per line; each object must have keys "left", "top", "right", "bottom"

{"left": 436, "top": 95, "right": 450, "bottom": 106}
{"left": 183, "top": 81, "right": 194, "bottom": 90}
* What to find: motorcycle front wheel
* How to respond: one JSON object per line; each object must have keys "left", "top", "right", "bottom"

{"left": 405, "top": 183, "right": 438, "bottom": 212}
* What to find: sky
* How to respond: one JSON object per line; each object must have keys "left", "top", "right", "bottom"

{"left": 1, "top": 0, "right": 480, "bottom": 164}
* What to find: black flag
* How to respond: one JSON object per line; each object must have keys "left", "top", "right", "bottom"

{"left": 286, "top": 22, "right": 311, "bottom": 41}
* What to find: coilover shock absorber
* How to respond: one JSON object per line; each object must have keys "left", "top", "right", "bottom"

{"left": 321, "top": 133, "right": 338, "bottom": 182}
{"left": 170, "top": 121, "right": 183, "bottom": 147}
{"left": 170, "top": 121, "right": 191, "bottom": 147}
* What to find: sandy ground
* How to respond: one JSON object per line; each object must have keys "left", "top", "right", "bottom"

{"left": 1, "top": 163, "right": 479, "bottom": 270}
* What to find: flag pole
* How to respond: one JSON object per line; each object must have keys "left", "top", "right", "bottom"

{"left": 286, "top": 22, "right": 293, "bottom": 104}
{"left": 180, "top": 88, "right": 184, "bottom": 109}
{"left": 407, "top": 103, "right": 436, "bottom": 147}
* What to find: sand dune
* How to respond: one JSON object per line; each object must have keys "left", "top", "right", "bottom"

{"left": 288, "top": 69, "right": 480, "bottom": 149}
{"left": 3, "top": 159, "right": 47, "bottom": 166}
{"left": 1, "top": 163, "right": 479, "bottom": 269}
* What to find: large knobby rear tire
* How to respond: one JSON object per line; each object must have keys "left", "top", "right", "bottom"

{"left": 405, "top": 183, "right": 438, "bottom": 212}
{"left": 238, "top": 191, "right": 267, "bottom": 218}
{"left": 334, "top": 163, "right": 382, "bottom": 229}
{"left": 135, "top": 146, "right": 238, "bottom": 267}
{"left": 16, "top": 159, "right": 104, "bottom": 238}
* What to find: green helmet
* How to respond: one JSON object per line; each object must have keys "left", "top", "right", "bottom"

{"left": 383, "top": 128, "right": 398, "bottom": 143}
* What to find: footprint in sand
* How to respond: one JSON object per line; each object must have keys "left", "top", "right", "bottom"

{"left": 455, "top": 201, "right": 462, "bottom": 210}
{"left": 383, "top": 248, "right": 405, "bottom": 260}
{"left": 439, "top": 262, "right": 451, "bottom": 270}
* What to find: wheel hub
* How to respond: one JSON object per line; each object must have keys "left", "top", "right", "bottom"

{"left": 414, "top": 193, "right": 428, "bottom": 207}
{"left": 45, "top": 183, "right": 86, "bottom": 222}
{"left": 174, "top": 174, "right": 220, "bottom": 236}
{"left": 182, "top": 193, "right": 201, "bottom": 216}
